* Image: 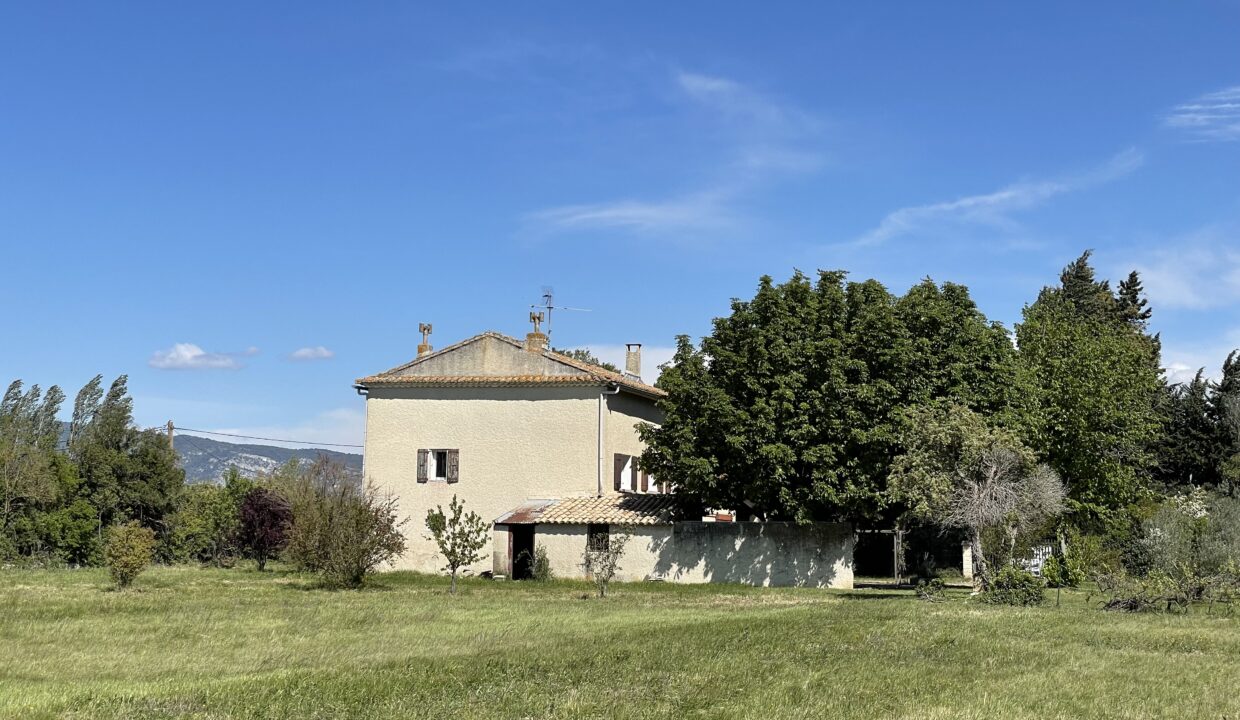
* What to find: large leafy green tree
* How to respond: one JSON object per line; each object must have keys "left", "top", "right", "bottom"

{"left": 70, "top": 375, "right": 184, "bottom": 532}
{"left": 639, "top": 271, "right": 1020, "bottom": 523}
{"left": 1015, "top": 252, "right": 1163, "bottom": 519}
{"left": 0, "top": 381, "right": 65, "bottom": 554}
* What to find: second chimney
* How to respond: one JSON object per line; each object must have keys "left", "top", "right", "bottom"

{"left": 417, "top": 323, "right": 433, "bottom": 358}
{"left": 525, "top": 331, "right": 548, "bottom": 353}
{"left": 625, "top": 343, "right": 642, "bottom": 379}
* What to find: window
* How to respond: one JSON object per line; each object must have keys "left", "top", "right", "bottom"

{"left": 613, "top": 453, "right": 659, "bottom": 494}
{"left": 587, "top": 523, "right": 609, "bottom": 552}
{"left": 417, "top": 449, "right": 459, "bottom": 484}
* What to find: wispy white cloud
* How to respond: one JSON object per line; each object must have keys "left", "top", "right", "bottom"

{"left": 149, "top": 343, "right": 252, "bottom": 370}
{"left": 1124, "top": 229, "right": 1240, "bottom": 310}
{"left": 528, "top": 191, "right": 734, "bottom": 234}
{"left": 851, "top": 148, "right": 1144, "bottom": 247}
{"left": 288, "top": 346, "right": 335, "bottom": 361}
{"left": 527, "top": 70, "right": 821, "bottom": 236}
{"left": 674, "top": 71, "right": 818, "bottom": 138}
{"left": 1164, "top": 86, "right": 1240, "bottom": 142}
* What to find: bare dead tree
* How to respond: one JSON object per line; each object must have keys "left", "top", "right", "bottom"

{"left": 944, "top": 448, "right": 1065, "bottom": 590}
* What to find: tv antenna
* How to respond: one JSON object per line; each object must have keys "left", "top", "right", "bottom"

{"left": 531, "top": 286, "right": 591, "bottom": 339}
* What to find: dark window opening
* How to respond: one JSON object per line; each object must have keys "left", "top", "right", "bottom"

{"left": 587, "top": 523, "right": 610, "bottom": 552}
{"left": 434, "top": 450, "right": 448, "bottom": 479}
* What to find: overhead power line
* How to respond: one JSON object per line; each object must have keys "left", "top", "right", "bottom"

{"left": 176, "top": 432, "right": 236, "bottom": 466}
{"left": 174, "top": 426, "right": 364, "bottom": 449}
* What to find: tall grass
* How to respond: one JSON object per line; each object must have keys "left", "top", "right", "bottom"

{"left": 2, "top": 566, "right": 1238, "bottom": 719}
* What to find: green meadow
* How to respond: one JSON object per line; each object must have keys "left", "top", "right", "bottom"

{"left": 2, "top": 567, "right": 1238, "bottom": 719}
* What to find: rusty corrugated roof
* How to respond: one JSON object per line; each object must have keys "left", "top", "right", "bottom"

{"left": 495, "top": 493, "right": 677, "bottom": 526}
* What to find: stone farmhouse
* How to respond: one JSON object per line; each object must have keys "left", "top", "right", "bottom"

{"left": 355, "top": 323, "right": 853, "bottom": 588}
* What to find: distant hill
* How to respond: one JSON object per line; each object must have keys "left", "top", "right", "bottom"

{"left": 173, "top": 433, "right": 363, "bottom": 484}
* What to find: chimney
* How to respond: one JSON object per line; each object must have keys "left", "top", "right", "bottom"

{"left": 625, "top": 343, "right": 642, "bottom": 379}
{"left": 525, "top": 331, "right": 548, "bottom": 353}
{"left": 417, "top": 323, "right": 433, "bottom": 358}
{"left": 525, "top": 311, "right": 548, "bottom": 353}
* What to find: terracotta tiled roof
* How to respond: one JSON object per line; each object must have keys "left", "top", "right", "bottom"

{"left": 355, "top": 331, "right": 666, "bottom": 398}
{"left": 495, "top": 493, "right": 677, "bottom": 526}
{"left": 356, "top": 375, "right": 599, "bottom": 387}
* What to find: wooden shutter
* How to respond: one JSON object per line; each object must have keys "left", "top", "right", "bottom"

{"left": 416, "top": 449, "right": 429, "bottom": 483}
{"left": 613, "top": 455, "right": 625, "bottom": 492}
{"left": 631, "top": 462, "right": 640, "bottom": 493}
{"left": 446, "top": 449, "right": 460, "bottom": 483}
{"left": 640, "top": 470, "right": 649, "bottom": 493}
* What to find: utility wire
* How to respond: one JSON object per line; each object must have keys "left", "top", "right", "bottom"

{"left": 174, "top": 426, "right": 363, "bottom": 449}
{"left": 176, "top": 432, "right": 235, "bottom": 467}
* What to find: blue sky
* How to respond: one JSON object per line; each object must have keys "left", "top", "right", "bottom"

{"left": 2, "top": 3, "right": 1239, "bottom": 448}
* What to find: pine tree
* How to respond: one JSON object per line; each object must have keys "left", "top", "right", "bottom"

{"left": 1116, "top": 270, "right": 1153, "bottom": 327}
{"left": 1154, "top": 371, "right": 1217, "bottom": 490}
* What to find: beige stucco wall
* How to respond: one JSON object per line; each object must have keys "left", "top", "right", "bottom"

{"left": 604, "top": 391, "right": 663, "bottom": 470}
{"left": 532, "top": 522, "right": 854, "bottom": 589}
{"left": 365, "top": 385, "right": 604, "bottom": 574}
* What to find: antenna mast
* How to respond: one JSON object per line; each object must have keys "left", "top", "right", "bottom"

{"left": 531, "top": 286, "right": 592, "bottom": 339}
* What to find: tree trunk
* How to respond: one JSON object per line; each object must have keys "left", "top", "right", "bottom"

{"left": 256, "top": 554, "right": 266, "bottom": 572}
{"left": 450, "top": 568, "right": 458, "bottom": 595}
{"left": 970, "top": 531, "right": 990, "bottom": 592}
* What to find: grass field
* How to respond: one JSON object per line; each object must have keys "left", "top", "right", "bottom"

{"left": 3, "top": 567, "right": 1239, "bottom": 719}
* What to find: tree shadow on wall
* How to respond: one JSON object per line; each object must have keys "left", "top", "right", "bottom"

{"left": 647, "top": 521, "right": 852, "bottom": 588}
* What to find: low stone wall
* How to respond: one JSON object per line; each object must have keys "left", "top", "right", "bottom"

{"left": 528, "top": 521, "right": 853, "bottom": 589}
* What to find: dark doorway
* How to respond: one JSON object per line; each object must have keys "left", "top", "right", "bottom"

{"left": 511, "top": 525, "right": 535, "bottom": 580}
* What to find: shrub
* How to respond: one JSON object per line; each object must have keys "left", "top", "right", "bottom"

{"left": 532, "top": 544, "right": 552, "bottom": 581}
{"left": 516, "top": 543, "right": 554, "bottom": 582}
{"left": 237, "top": 487, "right": 292, "bottom": 571}
{"left": 163, "top": 484, "right": 240, "bottom": 566}
{"left": 1134, "top": 491, "right": 1240, "bottom": 609}
{"left": 296, "top": 483, "right": 406, "bottom": 589}
{"left": 36, "top": 499, "right": 101, "bottom": 566}
{"left": 425, "top": 495, "right": 490, "bottom": 594}
{"left": 277, "top": 458, "right": 407, "bottom": 588}
{"left": 982, "top": 564, "right": 1044, "bottom": 606}
{"left": 1040, "top": 555, "right": 1079, "bottom": 589}
{"left": 582, "top": 526, "right": 631, "bottom": 598}
{"left": 104, "top": 521, "right": 155, "bottom": 589}
{"left": 915, "top": 577, "right": 946, "bottom": 602}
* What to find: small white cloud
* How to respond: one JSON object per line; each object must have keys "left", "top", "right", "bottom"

{"left": 1161, "top": 329, "right": 1240, "bottom": 385}
{"left": 289, "top": 346, "right": 335, "bottom": 361}
{"left": 149, "top": 343, "right": 245, "bottom": 370}
{"left": 1164, "top": 86, "right": 1240, "bottom": 142}
{"left": 851, "top": 148, "right": 1143, "bottom": 247}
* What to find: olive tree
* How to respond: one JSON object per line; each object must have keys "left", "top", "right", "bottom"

{"left": 889, "top": 404, "right": 1066, "bottom": 589}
